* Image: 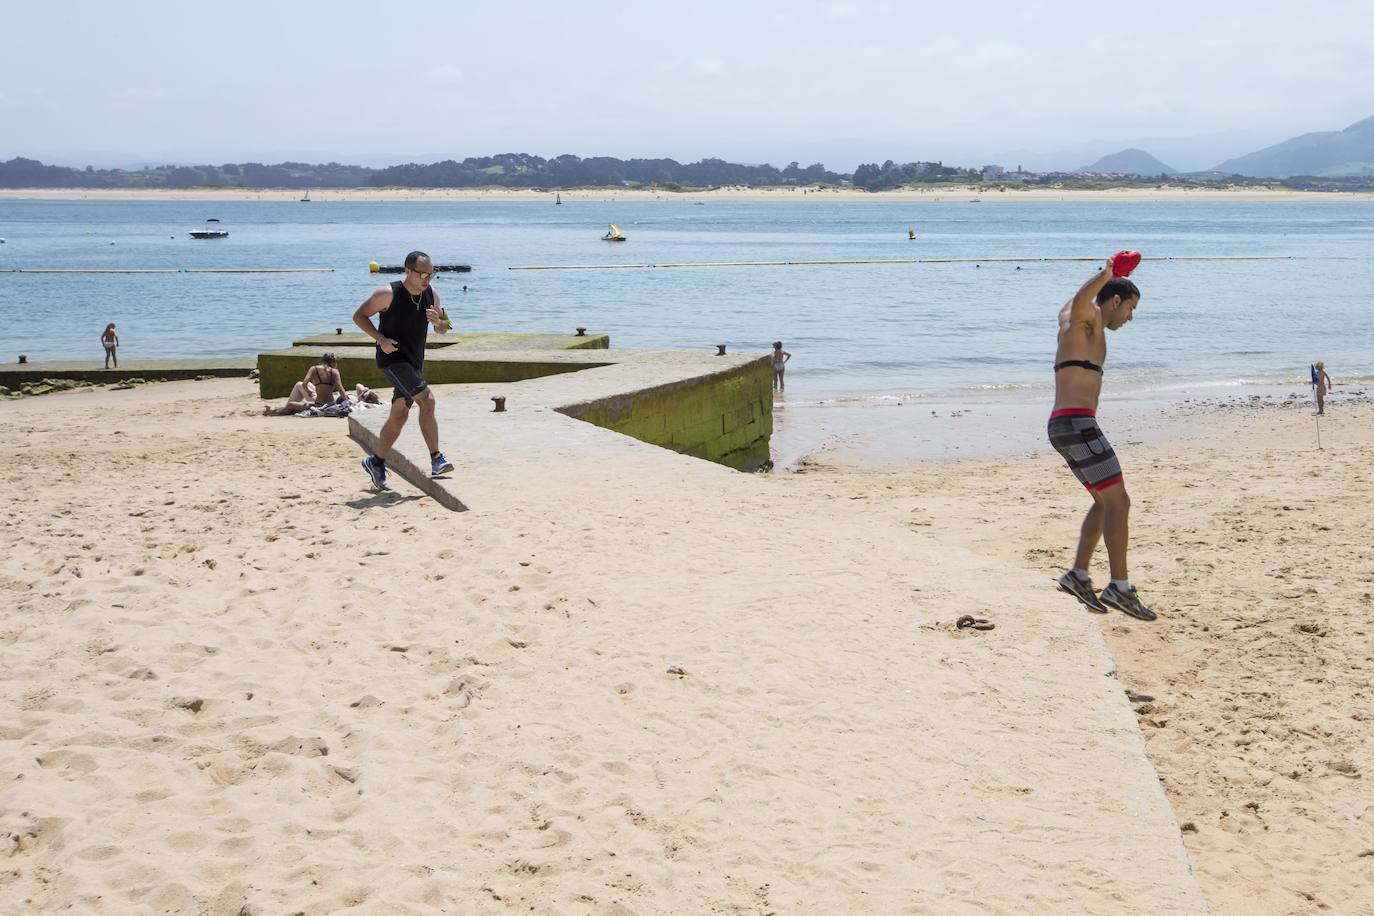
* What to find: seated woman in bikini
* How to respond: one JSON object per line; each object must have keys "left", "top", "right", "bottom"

{"left": 264, "top": 352, "right": 346, "bottom": 415}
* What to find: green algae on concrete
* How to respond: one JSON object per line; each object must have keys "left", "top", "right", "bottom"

{"left": 261, "top": 331, "right": 611, "bottom": 398}
{"left": 256, "top": 347, "right": 613, "bottom": 398}
{"left": 557, "top": 356, "right": 773, "bottom": 471}
{"left": 290, "top": 331, "right": 609, "bottom": 350}
{"left": 0, "top": 358, "right": 256, "bottom": 386}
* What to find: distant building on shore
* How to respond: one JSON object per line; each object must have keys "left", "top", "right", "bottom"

{"left": 981, "top": 164, "right": 1034, "bottom": 183}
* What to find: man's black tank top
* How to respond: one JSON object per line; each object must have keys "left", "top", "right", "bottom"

{"left": 376, "top": 281, "right": 432, "bottom": 369}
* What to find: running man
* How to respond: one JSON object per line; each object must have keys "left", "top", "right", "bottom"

{"left": 1049, "top": 252, "right": 1156, "bottom": 621}
{"left": 353, "top": 250, "right": 455, "bottom": 490}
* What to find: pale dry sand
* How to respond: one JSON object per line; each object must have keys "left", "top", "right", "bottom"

{"left": 1, "top": 379, "right": 1211, "bottom": 914}
{"left": 793, "top": 398, "right": 1374, "bottom": 914}
{"left": 7, "top": 379, "right": 1371, "bottom": 913}
{"left": 2, "top": 186, "right": 1367, "bottom": 203}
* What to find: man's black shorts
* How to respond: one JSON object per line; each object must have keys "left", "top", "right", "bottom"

{"left": 380, "top": 361, "right": 428, "bottom": 407}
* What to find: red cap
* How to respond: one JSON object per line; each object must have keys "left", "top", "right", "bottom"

{"left": 1111, "top": 250, "right": 1142, "bottom": 277}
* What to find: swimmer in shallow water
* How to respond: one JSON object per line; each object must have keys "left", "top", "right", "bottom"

{"left": 771, "top": 341, "right": 791, "bottom": 392}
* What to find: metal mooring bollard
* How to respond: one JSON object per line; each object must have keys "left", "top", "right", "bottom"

{"left": 715, "top": 344, "right": 727, "bottom": 356}
{"left": 491, "top": 396, "right": 507, "bottom": 412}
{"left": 336, "top": 328, "right": 342, "bottom": 335}
{"left": 18, "top": 354, "right": 27, "bottom": 364}
{"left": 575, "top": 327, "right": 587, "bottom": 336}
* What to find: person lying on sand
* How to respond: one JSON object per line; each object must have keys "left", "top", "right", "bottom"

{"left": 264, "top": 352, "right": 347, "bottom": 416}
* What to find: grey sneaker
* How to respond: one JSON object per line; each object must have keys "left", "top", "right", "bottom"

{"left": 1058, "top": 572, "right": 1108, "bottom": 613}
{"left": 430, "top": 452, "right": 454, "bottom": 477}
{"left": 361, "top": 456, "right": 389, "bottom": 490}
{"left": 1100, "top": 583, "right": 1157, "bottom": 621}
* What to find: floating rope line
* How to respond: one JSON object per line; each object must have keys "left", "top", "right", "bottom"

{"left": 509, "top": 255, "right": 1362, "bottom": 272}
{"left": 7, "top": 268, "right": 180, "bottom": 274}
{"left": 3, "top": 267, "right": 336, "bottom": 274}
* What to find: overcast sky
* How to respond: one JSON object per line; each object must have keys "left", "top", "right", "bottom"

{"left": 4, "top": 0, "right": 1371, "bottom": 172}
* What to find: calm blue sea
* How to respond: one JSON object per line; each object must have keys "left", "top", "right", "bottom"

{"left": 2, "top": 197, "right": 1371, "bottom": 401}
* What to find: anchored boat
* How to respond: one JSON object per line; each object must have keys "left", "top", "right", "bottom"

{"left": 189, "top": 218, "right": 229, "bottom": 239}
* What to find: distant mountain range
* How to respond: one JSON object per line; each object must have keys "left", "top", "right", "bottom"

{"left": 1077, "top": 149, "right": 1177, "bottom": 176}
{"left": 6, "top": 114, "right": 1374, "bottom": 187}
{"left": 1213, "top": 116, "right": 1374, "bottom": 178}
{"left": 1077, "top": 116, "right": 1374, "bottom": 179}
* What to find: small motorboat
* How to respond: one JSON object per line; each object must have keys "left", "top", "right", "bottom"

{"left": 189, "top": 218, "right": 229, "bottom": 239}
{"left": 369, "top": 261, "right": 471, "bottom": 274}
{"left": 602, "top": 223, "right": 626, "bottom": 241}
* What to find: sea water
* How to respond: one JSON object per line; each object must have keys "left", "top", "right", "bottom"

{"left": 2, "top": 197, "right": 1372, "bottom": 404}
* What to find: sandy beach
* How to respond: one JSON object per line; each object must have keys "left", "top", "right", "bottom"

{"left": 3, "top": 377, "right": 1371, "bottom": 912}
{"left": 3, "top": 186, "right": 1369, "bottom": 203}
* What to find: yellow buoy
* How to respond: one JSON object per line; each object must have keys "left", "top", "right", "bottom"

{"left": 369, "top": 261, "right": 379, "bottom": 273}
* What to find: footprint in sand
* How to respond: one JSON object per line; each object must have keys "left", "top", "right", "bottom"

{"left": 76, "top": 844, "right": 122, "bottom": 861}
{"left": 35, "top": 750, "right": 99, "bottom": 778}
{"left": 3, "top": 815, "right": 71, "bottom": 857}
{"left": 269, "top": 736, "right": 329, "bottom": 757}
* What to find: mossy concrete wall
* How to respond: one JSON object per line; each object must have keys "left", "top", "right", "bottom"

{"left": 256, "top": 347, "right": 608, "bottom": 398}
{"left": 557, "top": 357, "right": 773, "bottom": 471}
{"left": 0, "top": 359, "right": 255, "bottom": 385}
{"left": 291, "top": 332, "right": 610, "bottom": 351}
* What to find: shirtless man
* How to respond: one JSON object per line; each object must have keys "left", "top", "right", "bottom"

{"left": 353, "top": 250, "right": 455, "bottom": 489}
{"left": 1049, "top": 252, "right": 1155, "bottom": 621}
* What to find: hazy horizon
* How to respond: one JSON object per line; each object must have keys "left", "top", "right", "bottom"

{"left": 3, "top": 0, "right": 1370, "bottom": 174}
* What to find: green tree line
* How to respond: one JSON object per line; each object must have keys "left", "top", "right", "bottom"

{"left": 1, "top": 154, "right": 868, "bottom": 190}
{"left": 6, "top": 154, "right": 1357, "bottom": 192}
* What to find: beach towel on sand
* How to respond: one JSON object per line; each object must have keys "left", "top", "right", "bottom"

{"left": 297, "top": 401, "right": 352, "bottom": 418}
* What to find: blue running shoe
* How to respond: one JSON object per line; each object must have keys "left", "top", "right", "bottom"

{"left": 361, "top": 455, "right": 389, "bottom": 490}
{"left": 430, "top": 452, "right": 454, "bottom": 477}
